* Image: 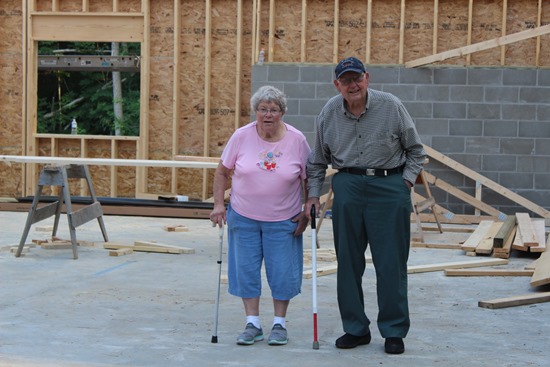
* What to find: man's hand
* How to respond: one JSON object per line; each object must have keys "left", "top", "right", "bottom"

{"left": 304, "top": 197, "right": 321, "bottom": 221}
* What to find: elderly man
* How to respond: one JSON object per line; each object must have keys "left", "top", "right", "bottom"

{"left": 306, "top": 57, "right": 426, "bottom": 355}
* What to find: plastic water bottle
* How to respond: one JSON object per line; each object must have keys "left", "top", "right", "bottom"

{"left": 257, "top": 48, "right": 265, "bottom": 65}
{"left": 71, "top": 118, "right": 77, "bottom": 135}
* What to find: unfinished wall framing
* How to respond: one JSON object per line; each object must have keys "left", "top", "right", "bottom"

{"left": 1, "top": 0, "right": 549, "bottom": 201}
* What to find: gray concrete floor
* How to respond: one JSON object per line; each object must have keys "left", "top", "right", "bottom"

{"left": 0, "top": 211, "right": 548, "bottom": 367}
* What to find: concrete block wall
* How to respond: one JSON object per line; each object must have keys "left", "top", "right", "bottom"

{"left": 251, "top": 64, "right": 550, "bottom": 216}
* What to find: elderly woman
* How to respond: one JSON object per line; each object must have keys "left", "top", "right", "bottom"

{"left": 210, "top": 85, "right": 310, "bottom": 346}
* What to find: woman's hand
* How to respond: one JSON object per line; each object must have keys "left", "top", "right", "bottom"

{"left": 210, "top": 204, "right": 227, "bottom": 228}
{"left": 292, "top": 211, "right": 309, "bottom": 236}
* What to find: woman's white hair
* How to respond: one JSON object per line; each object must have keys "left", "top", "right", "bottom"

{"left": 250, "top": 85, "right": 287, "bottom": 113}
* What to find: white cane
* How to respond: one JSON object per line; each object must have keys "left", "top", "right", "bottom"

{"left": 311, "top": 205, "right": 319, "bottom": 349}
{"left": 211, "top": 225, "right": 224, "bottom": 343}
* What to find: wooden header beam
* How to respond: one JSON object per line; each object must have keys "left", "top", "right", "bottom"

{"left": 31, "top": 13, "right": 144, "bottom": 42}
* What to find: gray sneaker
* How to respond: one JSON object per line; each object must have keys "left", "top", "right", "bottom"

{"left": 268, "top": 323, "right": 288, "bottom": 345}
{"left": 236, "top": 323, "right": 264, "bottom": 345}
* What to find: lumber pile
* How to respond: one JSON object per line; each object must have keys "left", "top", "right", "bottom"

{"left": 451, "top": 213, "right": 550, "bottom": 308}
{"left": 459, "top": 213, "right": 546, "bottom": 259}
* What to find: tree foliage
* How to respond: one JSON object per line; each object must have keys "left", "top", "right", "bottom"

{"left": 37, "top": 41, "right": 141, "bottom": 136}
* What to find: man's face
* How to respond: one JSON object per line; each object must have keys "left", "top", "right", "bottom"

{"left": 334, "top": 72, "right": 369, "bottom": 105}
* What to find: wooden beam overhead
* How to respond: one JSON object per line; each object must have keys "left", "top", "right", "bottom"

{"left": 406, "top": 24, "right": 550, "bottom": 68}
{"left": 31, "top": 13, "right": 144, "bottom": 42}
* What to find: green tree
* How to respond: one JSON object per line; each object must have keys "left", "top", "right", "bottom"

{"left": 37, "top": 41, "right": 141, "bottom": 136}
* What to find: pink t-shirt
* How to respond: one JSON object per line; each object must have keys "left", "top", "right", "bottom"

{"left": 221, "top": 121, "right": 311, "bottom": 221}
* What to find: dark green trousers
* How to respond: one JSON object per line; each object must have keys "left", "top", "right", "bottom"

{"left": 331, "top": 172, "right": 411, "bottom": 338}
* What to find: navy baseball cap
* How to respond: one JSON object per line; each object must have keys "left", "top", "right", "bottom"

{"left": 334, "top": 57, "right": 366, "bottom": 79}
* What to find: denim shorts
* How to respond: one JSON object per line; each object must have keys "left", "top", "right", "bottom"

{"left": 226, "top": 205, "right": 303, "bottom": 300}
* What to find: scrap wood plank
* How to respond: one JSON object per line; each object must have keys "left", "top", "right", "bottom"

{"left": 461, "top": 220, "right": 494, "bottom": 252}
{"left": 511, "top": 225, "right": 529, "bottom": 252}
{"left": 303, "top": 264, "right": 337, "bottom": 279}
{"left": 493, "top": 215, "right": 516, "bottom": 248}
{"left": 478, "top": 291, "right": 550, "bottom": 309}
{"left": 103, "top": 241, "right": 195, "bottom": 254}
{"left": 516, "top": 213, "right": 538, "bottom": 247}
{"left": 411, "top": 242, "right": 463, "bottom": 249}
{"left": 525, "top": 258, "right": 539, "bottom": 271}
{"left": 40, "top": 239, "right": 74, "bottom": 249}
{"left": 422, "top": 226, "right": 474, "bottom": 233}
{"left": 530, "top": 250, "right": 550, "bottom": 288}
{"left": 134, "top": 241, "right": 195, "bottom": 254}
{"left": 11, "top": 246, "right": 30, "bottom": 253}
{"left": 475, "top": 221, "right": 504, "bottom": 255}
{"left": 444, "top": 268, "right": 534, "bottom": 276}
{"left": 109, "top": 248, "right": 134, "bottom": 257}
{"left": 529, "top": 219, "right": 546, "bottom": 253}
{"left": 164, "top": 224, "right": 189, "bottom": 232}
{"left": 408, "top": 258, "right": 508, "bottom": 274}
{"left": 493, "top": 225, "right": 516, "bottom": 259}
{"left": 104, "top": 242, "right": 134, "bottom": 250}
{"left": 416, "top": 213, "right": 497, "bottom": 225}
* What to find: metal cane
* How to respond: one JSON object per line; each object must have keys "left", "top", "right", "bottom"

{"left": 211, "top": 225, "right": 224, "bottom": 343}
{"left": 311, "top": 205, "right": 319, "bottom": 349}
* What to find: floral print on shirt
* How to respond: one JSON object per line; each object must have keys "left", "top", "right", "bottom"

{"left": 257, "top": 150, "right": 283, "bottom": 171}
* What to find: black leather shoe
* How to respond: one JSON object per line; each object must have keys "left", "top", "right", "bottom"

{"left": 385, "top": 337, "right": 405, "bottom": 354}
{"left": 335, "top": 332, "right": 371, "bottom": 349}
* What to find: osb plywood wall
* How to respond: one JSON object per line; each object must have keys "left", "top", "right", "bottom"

{"left": 1, "top": 0, "right": 549, "bottom": 200}
{"left": 0, "top": 0, "right": 24, "bottom": 197}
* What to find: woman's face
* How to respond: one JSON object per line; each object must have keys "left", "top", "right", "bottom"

{"left": 255, "top": 101, "right": 284, "bottom": 136}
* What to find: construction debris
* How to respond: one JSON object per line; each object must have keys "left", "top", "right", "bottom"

{"left": 478, "top": 292, "right": 550, "bottom": 309}
{"left": 408, "top": 258, "right": 509, "bottom": 274}
{"left": 163, "top": 224, "right": 190, "bottom": 232}
{"left": 108, "top": 248, "right": 134, "bottom": 257}
{"left": 303, "top": 264, "right": 337, "bottom": 279}
{"left": 103, "top": 241, "right": 195, "bottom": 254}
{"left": 530, "top": 250, "right": 550, "bottom": 288}
{"left": 444, "top": 269, "right": 534, "bottom": 277}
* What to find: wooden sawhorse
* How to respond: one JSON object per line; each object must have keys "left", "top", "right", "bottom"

{"left": 15, "top": 164, "right": 109, "bottom": 259}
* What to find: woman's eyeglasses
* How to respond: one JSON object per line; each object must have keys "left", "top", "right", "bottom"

{"left": 338, "top": 73, "right": 365, "bottom": 86}
{"left": 257, "top": 108, "right": 282, "bottom": 115}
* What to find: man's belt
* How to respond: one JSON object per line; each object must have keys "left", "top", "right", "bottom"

{"left": 339, "top": 165, "right": 404, "bottom": 177}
